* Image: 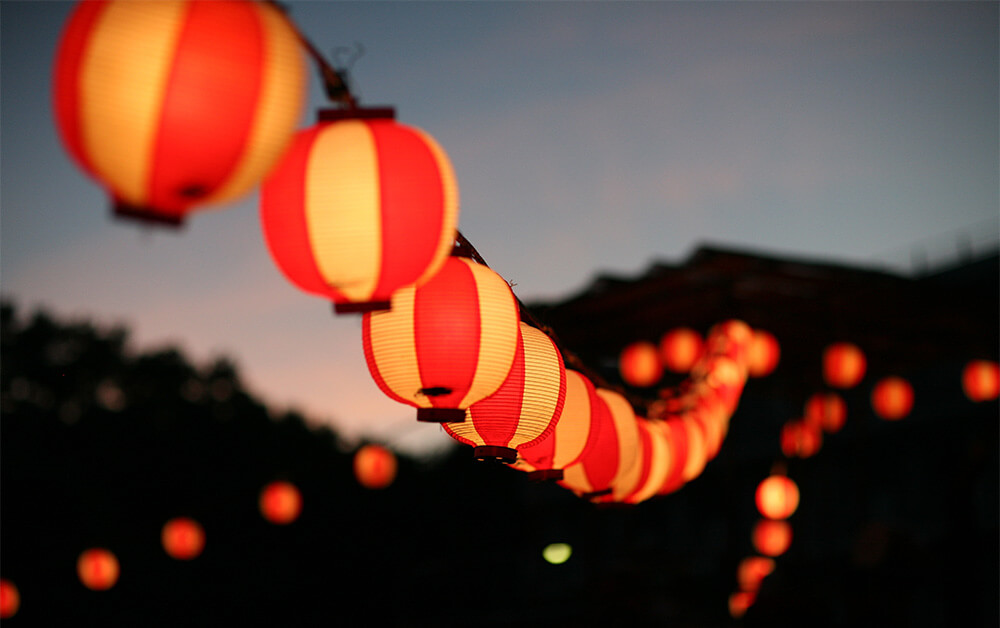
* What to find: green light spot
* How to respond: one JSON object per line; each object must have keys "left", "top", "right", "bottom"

{"left": 543, "top": 543, "right": 572, "bottom": 565}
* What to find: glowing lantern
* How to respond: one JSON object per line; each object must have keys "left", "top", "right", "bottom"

{"left": 53, "top": 0, "right": 306, "bottom": 224}
{"left": 559, "top": 389, "right": 639, "bottom": 500}
{"left": 871, "top": 376, "right": 914, "bottom": 420}
{"left": 962, "top": 360, "right": 999, "bottom": 402}
{"left": 659, "top": 327, "right": 703, "bottom": 373}
{"left": 804, "top": 392, "right": 847, "bottom": 434}
{"left": 737, "top": 556, "right": 776, "bottom": 591}
{"left": 752, "top": 519, "right": 793, "bottom": 557}
{"left": 261, "top": 111, "right": 458, "bottom": 313}
{"left": 161, "top": 517, "right": 206, "bottom": 560}
{"left": 259, "top": 480, "right": 302, "bottom": 525}
{"left": 77, "top": 548, "right": 120, "bottom": 591}
{"left": 363, "top": 257, "right": 520, "bottom": 422}
{"left": 595, "top": 389, "right": 642, "bottom": 501}
{"left": 755, "top": 474, "right": 800, "bottom": 520}
{"left": 618, "top": 341, "right": 663, "bottom": 387}
{"left": 729, "top": 590, "right": 756, "bottom": 619}
{"left": 655, "top": 417, "right": 690, "bottom": 496}
{"left": 444, "top": 323, "right": 566, "bottom": 462}
{"left": 621, "top": 418, "right": 671, "bottom": 504}
{"left": 0, "top": 579, "right": 19, "bottom": 619}
{"left": 823, "top": 342, "right": 867, "bottom": 389}
{"left": 780, "top": 419, "right": 822, "bottom": 458}
{"left": 354, "top": 444, "right": 398, "bottom": 489}
{"left": 513, "top": 370, "right": 599, "bottom": 480}
{"left": 680, "top": 414, "right": 709, "bottom": 482}
{"left": 747, "top": 329, "right": 780, "bottom": 377}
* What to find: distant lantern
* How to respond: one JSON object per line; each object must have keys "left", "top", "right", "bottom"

{"left": 755, "top": 474, "right": 800, "bottom": 520}
{"left": 962, "top": 360, "right": 1000, "bottom": 402}
{"left": 53, "top": 0, "right": 306, "bottom": 225}
{"left": 444, "top": 323, "right": 566, "bottom": 463}
{"left": 259, "top": 480, "right": 302, "bottom": 525}
{"left": 823, "top": 342, "right": 867, "bottom": 389}
{"left": 0, "top": 579, "right": 19, "bottom": 619}
{"left": 513, "top": 370, "right": 599, "bottom": 480}
{"left": 77, "top": 548, "right": 120, "bottom": 591}
{"left": 804, "top": 392, "right": 847, "bottom": 434}
{"left": 752, "top": 519, "right": 793, "bottom": 557}
{"left": 261, "top": 111, "right": 458, "bottom": 313}
{"left": 161, "top": 517, "right": 206, "bottom": 560}
{"left": 729, "top": 590, "right": 757, "bottom": 619}
{"left": 871, "top": 376, "right": 914, "bottom": 421}
{"left": 659, "top": 327, "right": 704, "bottom": 373}
{"left": 680, "top": 414, "right": 709, "bottom": 482}
{"left": 747, "top": 329, "right": 780, "bottom": 377}
{"left": 354, "top": 444, "right": 398, "bottom": 490}
{"left": 619, "top": 341, "right": 663, "bottom": 387}
{"left": 780, "top": 419, "right": 822, "bottom": 458}
{"left": 737, "top": 556, "right": 776, "bottom": 592}
{"left": 362, "top": 257, "right": 520, "bottom": 422}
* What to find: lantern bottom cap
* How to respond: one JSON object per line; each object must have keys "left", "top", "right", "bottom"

{"left": 416, "top": 407, "right": 467, "bottom": 423}
{"left": 526, "top": 469, "right": 564, "bottom": 482}
{"left": 473, "top": 446, "right": 517, "bottom": 464}
{"left": 333, "top": 300, "right": 391, "bottom": 315}
{"left": 581, "top": 487, "right": 613, "bottom": 500}
{"left": 112, "top": 200, "right": 185, "bottom": 228}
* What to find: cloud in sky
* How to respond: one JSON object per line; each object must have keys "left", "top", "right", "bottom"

{"left": 2, "top": 1, "right": 996, "bottom": 455}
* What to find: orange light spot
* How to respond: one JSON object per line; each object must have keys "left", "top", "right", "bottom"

{"left": 962, "top": 360, "right": 999, "bottom": 402}
{"left": 619, "top": 341, "right": 663, "bottom": 387}
{"left": 871, "top": 376, "right": 914, "bottom": 420}
{"left": 0, "top": 579, "right": 20, "bottom": 619}
{"left": 259, "top": 481, "right": 302, "bottom": 525}
{"left": 354, "top": 444, "right": 398, "bottom": 490}
{"left": 804, "top": 392, "right": 847, "bottom": 434}
{"left": 755, "top": 474, "right": 800, "bottom": 520}
{"left": 752, "top": 519, "right": 793, "bottom": 557}
{"left": 737, "top": 556, "right": 776, "bottom": 592}
{"left": 77, "top": 548, "right": 120, "bottom": 591}
{"left": 659, "top": 327, "right": 704, "bottom": 373}
{"left": 747, "top": 329, "right": 780, "bottom": 377}
{"left": 823, "top": 342, "right": 867, "bottom": 389}
{"left": 161, "top": 517, "right": 206, "bottom": 560}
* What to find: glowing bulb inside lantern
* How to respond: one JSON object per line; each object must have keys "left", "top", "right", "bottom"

{"left": 542, "top": 543, "right": 573, "bottom": 565}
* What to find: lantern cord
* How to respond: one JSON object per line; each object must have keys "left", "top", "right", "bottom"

{"left": 454, "top": 230, "right": 644, "bottom": 412}
{"left": 264, "top": 0, "right": 357, "bottom": 108}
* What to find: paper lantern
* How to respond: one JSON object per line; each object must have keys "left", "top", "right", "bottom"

{"left": 619, "top": 341, "right": 663, "bottom": 387}
{"left": 780, "top": 419, "right": 822, "bottom": 458}
{"left": 444, "top": 323, "right": 566, "bottom": 462}
{"left": 871, "top": 376, "right": 914, "bottom": 420}
{"left": 354, "top": 444, "right": 398, "bottom": 489}
{"left": 962, "top": 360, "right": 999, "bottom": 402}
{"left": 747, "top": 329, "right": 780, "bottom": 377}
{"left": 680, "top": 414, "right": 709, "bottom": 482}
{"left": 737, "top": 556, "right": 776, "bottom": 591}
{"left": 77, "top": 548, "right": 120, "bottom": 591}
{"left": 655, "top": 417, "right": 690, "bottom": 496}
{"left": 559, "top": 390, "right": 640, "bottom": 500}
{"left": 659, "top": 327, "right": 703, "bottom": 373}
{"left": 804, "top": 392, "right": 847, "bottom": 434}
{"left": 823, "top": 342, "right": 867, "bottom": 388}
{"left": 0, "top": 579, "right": 19, "bottom": 619}
{"left": 53, "top": 0, "right": 306, "bottom": 224}
{"left": 362, "top": 257, "right": 520, "bottom": 422}
{"left": 594, "top": 389, "right": 642, "bottom": 501}
{"left": 512, "top": 370, "right": 599, "bottom": 480}
{"left": 259, "top": 480, "right": 302, "bottom": 525}
{"left": 729, "top": 590, "right": 756, "bottom": 619}
{"left": 621, "top": 418, "right": 671, "bottom": 504}
{"left": 756, "top": 474, "right": 800, "bottom": 520}
{"left": 261, "top": 111, "right": 458, "bottom": 313}
{"left": 752, "top": 519, "right": 793, "bottom": 557}
{"left": 161, "top": 517, "right": 206, "bottom": 560}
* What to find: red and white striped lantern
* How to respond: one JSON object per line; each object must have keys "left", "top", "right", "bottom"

{"left": 53, "top": 0, "right": 306, "bottom": 224}
{"left": 444, "top": 323, "right": 566, "bottom": 463}
{"left": 261, "top": 111, "right": 459, "bottom": 312}
{"left": 362, "top": 257, "right": 520, "bottom": 422}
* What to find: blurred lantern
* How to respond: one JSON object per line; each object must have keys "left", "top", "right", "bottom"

{"left": 161, "top": 517, "right": 205, "bottom": 560}
{"left": 655, "top": 417, "right": 690, "bottom": 496}
{"left": 513, "top": 370, "right": 599, "bottom": 480}
{"left": 737, "top": 556, "right": 776, "bottom": 591}
{"left": 659, "top": 327, "right": 704, "bottom": 373}
{"left": 823, "top": 342, "right": 867, "bottom": 388}
{"left": 354, "top": 444, "right": 397, "bottom": 489}
{"left": 444, "top": 323, "right": 566, "bottom": 463}
{"left": 780, "top": 419, "right": 822, "bottom": 458}
{"left": 53, "top": 0, "right": 306, "bottom": 225}
{"left": 729, "top": 590, "right": 756, "bottom": 619}
{"left": 804, "top": 392, "right": 847, "bottom": 434}
{"left": 747, "top": 329, "right": 780, "bottom": 377}
{"left": 752, "top": 519, "right": 793, "bottom": 557}
{"left": 0, "top": 579, "right": 19, "bottom": 619}
{"left": 755, "top": 474, "right": 800, "bottom": 519}
{"left": 261, "top": 110, "right": 458, "bottom": 313}
{"left": 618, "top": 341, "right": 663, "bottom": 387}
{"left": 77, "top": 548, "right": 120, "bottom": 591}
{"left": 871, "top": 376, "right": 914, "bottom": 420}
{"left": 595, "top": 389, "right": 642, "bottom": 501}
{"left": 962, "top": 360, "right": 1000, "bottom": 402}
{"left": 259, "top": 480, "right": 302, "bottom": 525}
{"left": 680, "top": 414, "right": 709, "bottom": 482}
{"left": 621, "top": 418, "right": 670, "bottom": 504}
{"left": 559, "top": 389, "right": 640, "bottom": 500}
{"left": 362, "top": 257, "right": 520, "bottom": 422}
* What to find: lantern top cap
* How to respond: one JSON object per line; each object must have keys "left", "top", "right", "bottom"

{"left": 318, "top": 106, "right": 396, "bottom": 121}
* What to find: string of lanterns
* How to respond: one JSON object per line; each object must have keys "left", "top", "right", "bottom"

{"left": 24, "top": 0, "right": 996, "bottom": 622}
